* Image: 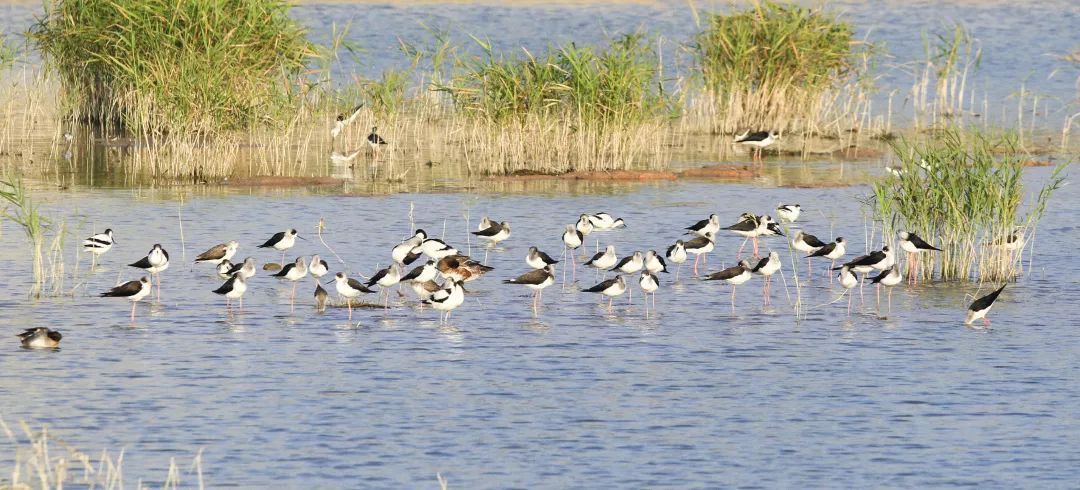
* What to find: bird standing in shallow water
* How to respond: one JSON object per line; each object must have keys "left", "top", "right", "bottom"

{"left": 334, "top": 272, "right": 374, "bottom": 320}
{"left": 272, "top": 256, "right": 309, "bottom": 309}
{"left": 582, "top": 275, "right": 627, "bottom": 313}
{"left": 213, "top": 273, "right": 248, "bottom": 310}
{"left": 505, "top": 265, "right": 556, "bottom": 312}
{"left": 870, "top": 266, "right": 903, "bottom": 315}
{"left": 82, "top": 228, "right": 115, "bottom": 270}
{"left": 331, "top": 104, "right": 363, "bottom": 140}
{"left": 807, "top": 237, "right": 846, "bottom": 280}
{"left": 424, "top": 280, "right": 465, "bottom": 323}
{"left": 128, "top": 244, "right": 169, "bottom": 301}
{"left": 704, "top": 259, "right": 753, "bottom": 311}
{"left": 258, "top": 229, "right": 300, "bottom": 267}
{"left": 639, "top": 271, "right": 659, "bottom": 317}
{"left": 777, "top": 204, "right": 801, "bottom": 223}
{"left": 965, "top": 285, "right": 1006, "bottom": 327}
{"left": 734, "top": 130, "right": 779, "bottom": 162}
{"left": 666, "top": 240, "right": 687, "bottom": 281}
{"left": 683, "top": 232, "right": 715, "bottom": 277}
{"left": 898, "top": 231, "right": 941, "bottom": 285}
{"left": 195, "top": 240, "right": 239, "bottom": 266}
{"left": 101, "top": 276, "right": 152, "bottom": 321}
{"left": 751, "top": 251, "right": 781, "bottom": 306}
{"left": 562, "top": 224, "right": 584, "bottom": 283}
{"left": 18, "top": 327, "right": 62, "bottom": 349}
{"left": 584, "top": 245, "right": 617, "bottom": 280}
{"left": 526, "top": 246, "right": 558, "bottom": 270}
{"left": 792, "top": 231, "right": 827, "bottom": 278}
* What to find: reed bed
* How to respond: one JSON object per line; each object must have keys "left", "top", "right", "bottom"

{"left": 872, "top": 130, "right": 1066, "bottom": 283}
{"left": 685, "top": 1, "right": 875, "bottom": 138}
{"left": 0, "top": 415, "right": 203, "bottom": 489}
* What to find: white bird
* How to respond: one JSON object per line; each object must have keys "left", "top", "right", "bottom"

{"left": 526, "top": 246, "right": 559, "bottom": 269}
{"left": 308, "top": 255, "right": 329, "bottom": 280}
{"left": 100, "top": 276, "right": 152, "bottom": 321}
{"left": 584, "top": 245, "right": 617, "bottom": 273}
{"left": 504, "top": 265, "right": 556, "bottom": 310}
{"left": 643, "top": 250, "right": 667, "bottom": 274}
{"left": 82, "top": 228, "right": 115, "bottom": 268}
{"left": 472, "top": 221, "right": 511, "bottom": 245}
{"left": 392, "top": 229, "right": 427, "bottom": 265}
{"left": 424, "top": 279, "right": 465, "bottom": 323}
{"left": 639, "top": 271, "right": 659, "bottom": 316}
{"left": 272, "top": 256, "right": 309, "bottom": 308}
{"left": 420, "top": 237, "right": 458, "bottom": 259}
{"left": 666, "top": 240, "right": 688, "bottom": 280}
{"left": 331, "top": 104, "right": 363, "bottom": 139}
{"left": 965, "top": 285, "right": 1006, "bottom": 327}
{"left": 366, "top": 263, "right": 402, "bottom": 309}
{"left": 576, "top": 214, "right": 595, "bottom": 236}
{"left": 587, "top": 212, "right": 626, "bottom": 230}
{"left": 213, "top": 273, "right": 248, "bottom": 309}
{"left": 334, "top": 272, "right": 374, "bottom": 320}
{"left": 777, "top": 204, "right": 801, "bottom": 223}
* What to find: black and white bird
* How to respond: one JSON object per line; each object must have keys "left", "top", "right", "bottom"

{"left": 752, "top": 251, "right": 781, "bottom": 305}
{"left": 704, "top": 259, "right": 753, "bottom": 309}
{"left": 643, "top": 250, "right": 667, "bottom": 274}
{"left": 272, "top": 256, "right": 309, "bottom": 307}
{"left": 213, "top": 272, "right": 248, "bottom": 309}
{"left": 576, "top": 214, "right": 595, "bottom": 236}
{"left": 366, "top": 263, "right": 402, "bottom": 309}
{"left": 258, "top": 229, "right": 300, "bottom": 265}
{"left": 411, "top": 279, "right": 443, "bottom": 307}
{"left": 226, "top": 257, "right": 257, "bottom": 280}
{"left": 423, "top": 279, "right": 465, "bottom": 323}
{"left": 870, "top": 266, "right": 903, "bottom": 314}
{"left": 666, "top": 240, "right": 688, "bottom": 280}
{"left": 836, "top": 246, "right": 893, "bottom": 274}
{"left": 965, "top": 285, "right": 1006, "bottom": 327}
{"left": 792, "top": 231, "right": 827, "bottom": 277}
{"left": 611, "top": 251, "right": 644, "bottom": 274}
{"left": 128, "top": 244, "right": 169, "bottom": 300}
{"left": 562, "top": 224, "right": 584, "bottom": 282}
{"left": 898, "top": 231, "right": 941, "bottom": 285}
{"left": 420, "top": 237, "right": 459, "bottom": 260}
{"left": 308, "top": 254, "right": 329, "bottom": 281}
{"left": 838, "top": 265, "right": 858, "bottom": 315}
{"left": 392, "top": 229, "right": 427, "bottom": 264}
{"left": 472, "top": 221, "right": 511, "bottom": 245}
{"left": 582, "top": 275, "right": 627, "bottom": 312}
{"left": 367, "top": 126, "right": 388, "bottom": 157}
{"left": 477, "top": 216, "right": 493, "bottom": 231}
{"left": 504, "top": 265, "right": 556, "bottom": 310}
{"left": 526, "top": 246, "right": 559, "bottom": 269}
{"left": 734, "top": 130, "right": 780, "bottom": 161}
{"left": 777, "top": 204, "right": 801, "bottom": 223}
{"left": 683, "top": 231, "right": 715, "bottom": 277}
{"left": 584, "top": 245, "right": 617, "bottom": 275}
{"left": 639, "top": 271, "right": 660, "bottom": 316}
{"left": 17, "top": 327, "right": 62, "bottom": 349}
{"left": 333, "top": 272, "right": 374, "bottom": 320}
{"left": 685, "top": 214, "right": 720, "bottom": 237}
{"left": 195, "top": 240, "right": 239, "bottom": 265}
{"left": 807, "top": 237, "right": 846, "bottom": 278}
{"left": 82, "top": 228, "right": 115, "bottom": 269}
{"left": 402, "top": 260, "right": 438, "bottom": 284}
{"left": 216, "top": 259, "right": 235, "bottom": 279}
{"left": 331, "top": 104, "right": 363, "bottom": 139}
{"left": 100, "top": 276, "right": 152, "bottom": 320}
{"left": 723, "top": 213, "right": 770, "bottom": 257}
{"left": 586, "top": 212, "right": 626, "bottom": 230}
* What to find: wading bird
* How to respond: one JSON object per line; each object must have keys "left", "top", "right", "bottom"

{"left": 101, "top": 276, "right": 152, "bottom": 321}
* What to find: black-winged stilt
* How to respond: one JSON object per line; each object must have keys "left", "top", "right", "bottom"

{"left": 393, "top": 229, "right": 427, "bottom": 264}
{"left": 639, "top": 271, "right": 659, "bottom": 316}
{"left": 258, "top": 229, "right": 300, "bottom": 266}
{"left": 666, "top": 240, "right": 688, "bottom": 280}
{"left": 734, "top": 130, "right": 779, "bottom": 162}
{"left": 526, "top": 246, "right": 559, "bottom": 269}
{"left": 100, "top": 276, "right": 151, "bottom": 320}
{"left": 838, "top": 265, "right": 858, "bottom": 315}
{"left": 611, "top": 251, "right": 644, "bottom": 274}
{"left": 367, "top": 126, "right": 388, "bottom": 161}
{"left": 751, "top": 251, "right": 781, "bottom": 305}
{"left": 366, "top": 263, "right": 402, "bottom": 308}
{"left": 82, "top": 228, "right": 115, "bottom": 269}
{"left": 685, "top": 214, "right": 720, "bottom": 237}
{"left": 472, "top": 221, "right": 511, "bottom": 245}
{"left": 504, "top": 264, "right": 555, "bottom": 311}
{"left": 870, "top": 266, "right": 902, "bottom": 315}
{"left": 777, "top": 204, "right": 801, "bottom": 223}
{"left": 402, "top": 260, "right": 438, "bottom": 284}
{"left": 584, "top": 245, "right": 617, "bottom": 279}
{"left": 965, "top": 285, "right": 1006, "bottom": 327}
{"left": 213, "top": 273, "right": 248, "bottom": 309}
{"left": 17, "top": 327, "right": 62, "bottom": 349}
{"left": 644, "top": 250, "right": 667, "bottom": 274}
{"left": 576, "top": 214, "right": 595, "bottom": 236}
{"left": 333, "top": 272, "right": 374, "bottom": 320}
{"left": 226, "top": 257, "right": 257, "bottom": 280}
{"left": 308, "top": 255, "right": 329, "bottom": 281}
{"left": 272, "top": 256, "right": 309, "bottom": 308}
{"left": 807, "top": 237, "right": 846, "bottom": 279}
{"left": 562, "top": 224, "right": 584, "bottom": 283}
{"left": 704, "top": 259, "right": 753, "bottom": 310}
{"left": 898, "top": 231, "right": 941, "bottom": 284}
{"left": 683, "top": 231, "right": 715, "bottom": 277}
{"left": 792, "top": 231, "right": 827, "bottom": 277}
{"left": 194, "top": 240, "right": 239, "bottom": 265}
{"left": 128, "top": 244, "right": 169, "bottom": 300}
{"left": 723, "top": 213, "right": 769, "bottom": 257}
{"left": 216, "top": 260, "right": 234, "bottom": 279}
{"left": 582, "top": 275, "right": 627, "bottom": 312}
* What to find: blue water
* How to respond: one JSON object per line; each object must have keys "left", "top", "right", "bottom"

{"left": 1, "top": 165, "right": 1077, "bottom": 487}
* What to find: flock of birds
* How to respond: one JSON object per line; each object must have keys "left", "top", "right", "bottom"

{"left": 14, "top": 114, "right": 1011, "bottom": 349}
{"left": 16, "top": 202, "right": 1010, "bottom": 349}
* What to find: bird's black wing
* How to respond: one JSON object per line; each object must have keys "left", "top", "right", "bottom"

{"left": 808, "top": 242, "right": 836, "bottom": 258}
{"left": 536, "top": 250, "right": 558, "bottom": 264}
{"left": 347, "top": 278, "right": 374, "bottom": 293}
{"left": 704, "top": 265, "right": 744, "bottom": 281}
{"left": 969, "top": 285, "right": 1007, "bottom": 312}
{"left": 366, "top": 268, "right": 388, "bottom": 287}
{"left": 582, "top": 278, "right": 618, "bottom": 293}
{"left": 258, "top": 232, "right": 286, "bottom": 248}
{"left": 802, "top": 233, "right": 827, "bottom": 248}
{"left": 212, "top": 276, "right": 237, "bottom": 295}
{"left": 911, "top": 234, "right": 942, "bottom": 251}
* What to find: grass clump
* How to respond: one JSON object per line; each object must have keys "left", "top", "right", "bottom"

{"left": 29, "top": 0, "right": 317, "bottom": 136}
{"left": 689, "top": 1, "right": 869, "bottom": 135}
{"left": 873, "top": 129, "right": 1066, "bottom": 282}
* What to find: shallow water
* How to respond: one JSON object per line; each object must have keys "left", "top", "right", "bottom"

{"left": 1, "top": 166, "right": 1078, "bottom": 487}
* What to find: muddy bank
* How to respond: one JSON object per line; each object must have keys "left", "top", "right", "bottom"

{"left": 222, "top": 176, "right": 347, "bottom": 187}
{"left": 493, "top": 166, "right": 758, "bottom": 182}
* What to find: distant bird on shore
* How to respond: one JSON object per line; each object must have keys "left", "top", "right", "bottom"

{"left": 734, "top": 130, "right": 780, "bottom": 162}
{"left": 18, "top": 327, "right": 62, "bottom": 349}
{"left": 195, "top": 240, "right": 239, "bottom": 265}
{"left": 331, "top": 104, "right": 363, "bottom": 139}
{"left": 82, "top": 228, "right": 115, "bottom": 269}
{"left": 965, "top": 285, "right": 1006, "bottom": 327}
{"left": 101, "top": 276, "right": 152, "bottom": 320}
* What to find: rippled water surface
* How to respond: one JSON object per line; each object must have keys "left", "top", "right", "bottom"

{"left": 1, "top": 166, "right": 1078, "bottom": 487}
